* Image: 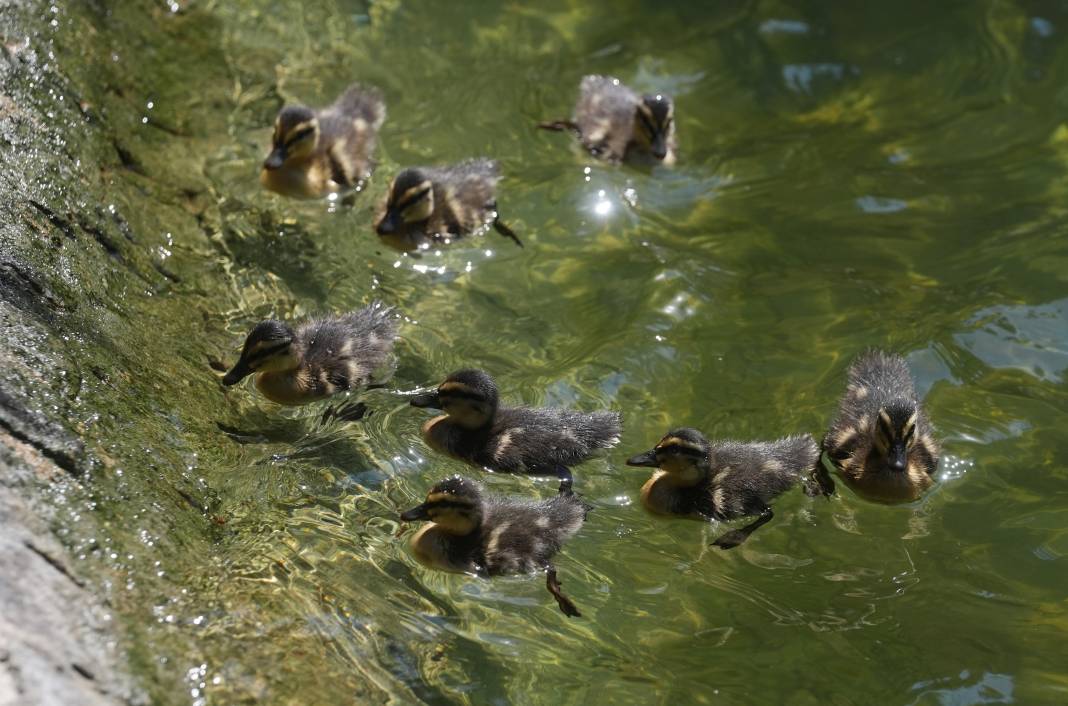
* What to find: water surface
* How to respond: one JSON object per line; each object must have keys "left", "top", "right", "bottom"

{"left": 42, "top": 0, "right": 1068, "bottom": 703}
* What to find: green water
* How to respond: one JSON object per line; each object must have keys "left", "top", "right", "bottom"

{"left": 30, "top": 0, "right": 1068, "bottom": 703}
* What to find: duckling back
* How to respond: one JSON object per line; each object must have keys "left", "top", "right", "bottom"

{"left": 297, "top": 301, "right": 397, "bottom": 391}
{"left": 574, "top": 75, "right": 640, "bottom": 163}
{"left": 480, "top": 493, "right": 587, "bottom": 575}
{"left": 710, "top": 435, "right": 820, "bottom": 518}
{"left": 488, "top": 407, "right": 622, "bottom": 473}
{"left": 836, "top": 350, "right": 917, "bottom": 420}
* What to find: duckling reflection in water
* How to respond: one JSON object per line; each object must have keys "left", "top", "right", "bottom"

{"left": 400, "top": 475, "right": 588, "bottom": 617}
{"left": 260, "top": 83, "right": 385, "bottom": 199}
{"left": 373, "top": 159, "right": 522, "bottom": 252}
{"left": 539, "top": 75, "right": 676, "bottom": 165}
{"left": 221, "top": 302, "right": 397, "bottom": 406}
{"left": 627, "top": 428, "right": 821, "bottom": 548}
{"left": 820, "top": 349, "right": 940, "bottom": 503}
{"left": 410, "top": 369, "right": 621, "bottom": 491}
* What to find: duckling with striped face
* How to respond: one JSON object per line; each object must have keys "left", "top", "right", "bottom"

{"left": 539, "top": 75, "right": 677, "bottom": 165}
{"left": 821, "top": 350, "right": 940, "bottom": 502}
{"left": 410, "top": 369, "right": 621, "bottom": 491}
{"left": 374, "top": 159, "right": 522, "bottom": 252}
{"left": 627, "top": 428, "right": 820, "bottom": 549}
{"left": 221, "top": 302, "right": 397, "bottom": 406}
{"left": 260, "top": 83, "right": 385, "bottom": 199}
{"left": 400, "top": 475, "right": 587, "bottom": 617}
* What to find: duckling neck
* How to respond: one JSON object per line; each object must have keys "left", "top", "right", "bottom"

{"left": 422, "top": 415, "right": 493, "bottom": 458}
{"left": 260, "top": 156, "right": 335, "bottom": 199}
{"left": 255, "top": 368, "right": 321, "bottom": 405}
{"left": 410, "top": 523, "right": 484, "bottom": 574}
{"left": 660, "top": 461, "right": 708, "bottom": 487}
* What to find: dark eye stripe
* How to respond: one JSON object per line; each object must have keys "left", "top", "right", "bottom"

{"left": 395, "top": 189, "right": 430, "bottom": 211}
{"left": 427, "top": 499, "right": 476, "bottom": 511}
{"left": 285, "top": 127, "right": 315, "bottom": 147}
{"left": 246, "top": 340, "right": 290, "bottom": 364}
{"left": 657, "top": 445, "right": 705, "bottom": 458}
{"left": 638, "top": 111, "right": 658, "bottom": 135}
{"left": 439, "top": 390, "right": 486, "bottom": 403}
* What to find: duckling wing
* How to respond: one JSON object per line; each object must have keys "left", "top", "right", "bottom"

{"left": 319, "top": 84, "right": 385, "bottom": 188}
{"left": 709, "top": 436, "right": 817, "bottom": 518}
{"left": 298, "top": 304, "right": 397, "bottom": 392}
{"left": 338, "top": 301, "right": 398, "bottom": 376}
{"left": 488, "top": 407, "right": 621, "bottom": 472}
{"left": 434, "top": 160, "right": 502, "bottom": 233}
{"left": 575, "top": 75, "right": 638, "bottom": 162}
{"left": 480, "top": 496, "right": 584, "bottom": 576}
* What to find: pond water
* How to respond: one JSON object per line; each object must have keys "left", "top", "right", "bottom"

{"left": 42, "top": 0, "right": 1068, "bottom": 703}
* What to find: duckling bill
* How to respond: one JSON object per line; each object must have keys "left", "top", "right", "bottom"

{"left": 539, "top": 75, "right": 676, "bottom": 165}
{"left": 374, "top": 159, "right": 522, "bottom": 252}
{"left": 410, "top": 369, "right": 621, "bottom": 491}
{"left": 400, "top": 475, "right": 588, "bottom": 617}
{"left": 627, "top": 428, "right": 820, "bottom": 549}
{"left": 222, "top": 302, "right": 397, "bottom": 406}
{"left": 821, "top": 349, "right": 940, "bottom": 502}
{"left": 261, "top": 83, "right": 385, "bottom": 199}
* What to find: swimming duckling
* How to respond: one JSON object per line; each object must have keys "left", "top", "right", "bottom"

{"left": 260, "top": 83, "right": 385, "bottom": 199}
{"left": 627, "top": 428, "right": 820, "bottom": 548}
{"left": 539, "top": 75, "right": 676, "bottom": 165}
{"left": 821, "top": 349, "right": 940, "bottom": 503}
{"left": 400, "top": 475, "right": 587, "bottom": 617}
{"left": 221, "top": 302, "right": 397, "bottom": 406}
{"left": 373, "top": 159, "right": 522, "bottom": 251}
{"left": 410, "top": 369, "right": 621, "bottom": 490}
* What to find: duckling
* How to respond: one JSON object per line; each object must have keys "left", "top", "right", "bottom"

{"left": 260, "top": 83, "right": 385, "bottom": 199}
{"left": 627, "top": 428, "right": 820, "bottom": 549}
{"left": 539, "top": 75, "right": 677, "bottom": 165}
{"left": 821, "top": 349, "right": 940, "bottom": 503}
{"left": 410, "top": 369, "right": 621, "bottom": 491}
{"left": 400, "top": 475, "right": 587, "bottom": 617}
{"left": 221, "top": 302, "right": 397, "bottom": 406}
{"left": 373, "top": 159, "right": 522, "bottom": 252}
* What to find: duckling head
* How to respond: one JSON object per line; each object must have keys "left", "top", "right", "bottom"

{"left": 263, "top": 105, "right": 320, "bottom": 170}
{"left": 222, "top": 320, "right": 299, "bottom": 386}
{"left": 375, "top": 168, "right": 435, "bottom": 235}
{"left": 410, "top": 369, "right": 498, "bottom": 430}
{"left": 635, "top": 94, "right": 674, "bottom": 161}
{"left": 870, "top": 400, "right": 919, "bottom": 473}
{"left": 399, "top": 475, "right": 484, "bottom": 535}
{"left": 627, "top": 427, "right": 710, "bottom": 483}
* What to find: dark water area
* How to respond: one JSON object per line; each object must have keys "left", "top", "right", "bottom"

{"left": 4, "top": 0, "right": 1068, "bottom": 703}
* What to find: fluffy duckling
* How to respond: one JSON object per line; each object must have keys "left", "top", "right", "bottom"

{"left": 539, "top": 75, "right": 676, "bottom": 165}
{"left": 222, "top": 302, "right": 397, "bottom": 406}
{"left": 410, "top": 369, "right": 621, "bottom": 490}
{"left": 260, "top": 83, "right": 385, "bottom": 199}
{"left": 373, "top": 159, "right": 522, "bottom": 251}
{"left": 627, "top": 428, "right": 820, "bottom": 548}
{"left": 821, "top": 350, "right": 940, "bottom": 502}
{"left": 400, "top": 475, "right": 587, "bottom": 617}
